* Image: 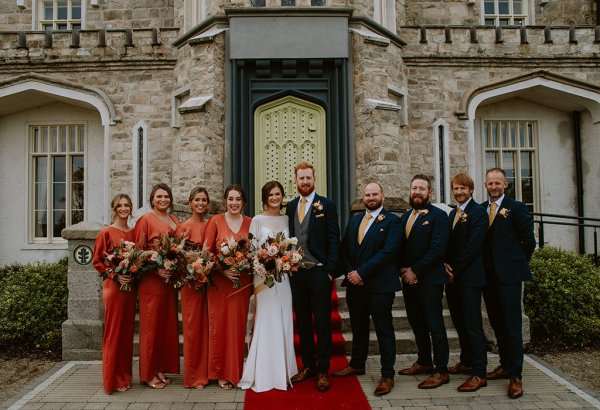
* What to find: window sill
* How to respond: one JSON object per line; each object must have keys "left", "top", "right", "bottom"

{"left": 21, "top": 242, "right": 68, "bottom": 250}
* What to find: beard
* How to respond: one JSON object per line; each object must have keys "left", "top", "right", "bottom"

{"left": 297, "top": 183, "right": 314, "bottom": 197}
{"left": 409, "top": 194, "right": 429, "bottom": 210}
{"left": 364, "top": 199, "right": 383, "bottom": 211}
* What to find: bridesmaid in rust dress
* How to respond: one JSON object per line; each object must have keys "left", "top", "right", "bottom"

{"left": 92, "top": 193, "right": 136, "bottom": 394}
{"left": 133, "top": 183, "right": 180, "bottom": 389}
{"left": 204, "top": 184, "right": 252, "bottom": 389}
{"left": 177, "top": 187, "right": 211, "bottom": 389}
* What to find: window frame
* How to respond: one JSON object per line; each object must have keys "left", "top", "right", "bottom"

{"left": 481, "top": 118, "right": 539, "bottom": 212}
{"left": 29, "top": 123, "right": 86, "bottom": 244}
{"left": 433, "top": 119, "right": 450, "bottom": 204}
{"left": 33, "top": 0, "right": 85, "bottom": 31}
{"left": 482, "top": 0, "right": 531, "bottom": 26}
{"left": 373, "top": 0, "right": 397, "bottom": 33}
{"left": 132, "top": 121, "right": 149, "bottom": 211}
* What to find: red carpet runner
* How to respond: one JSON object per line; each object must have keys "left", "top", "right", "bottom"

{"left": 244, "top": 283, "right": 370, "bottom": 409}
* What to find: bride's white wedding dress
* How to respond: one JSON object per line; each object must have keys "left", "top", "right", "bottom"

{"left": 238, "top": 214, "right": 298, "bottom": 392}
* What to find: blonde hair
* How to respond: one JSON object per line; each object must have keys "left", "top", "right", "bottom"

{"left": 111, "top": 193, "right": 133, "bottom": 221}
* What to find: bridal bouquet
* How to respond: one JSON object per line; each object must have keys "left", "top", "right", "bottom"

{"left": 151, "top": 232, "right": 189, "bottom": 287}
{"left": 184, "top": 249, "right": 216, "bottom": 292}
{"left": 216, "top": 235, "right": 254, "bottom": 288}
{"left": 252, "top": 232, "right": 303, "bottom": 289}
{"left": 103, "top": 240, "right": 157, "bottom": 291}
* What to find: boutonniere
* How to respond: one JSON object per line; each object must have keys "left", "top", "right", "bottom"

{"left": 313, "top": 200, "right": 324, "bottom": 212}
{"left": 459, "top": 212, "right": 468, "bottom": 223}
{"left": 498, "top": 208, "right": 510, "bottom": 219}
{"left": 418, "top": 209, "right": 428, "bottom": 217}
{"left": 377, "top": 214, "right": 385, "bottom": 222}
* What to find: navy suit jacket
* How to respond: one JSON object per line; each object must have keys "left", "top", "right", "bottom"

{"left": 445, "top": 199, "right": 487, "bottom": 288}
{"left": 286, "top": 193, "right": 340, "bottom": 275}
{"left": 398, "top": 202, "right": 450, "bottom": 286}
{"left": 340, "top": 208, "right": 402, "bottom": 293}
{"left": 481, "top": 196, "right": 536, "bottom": 285}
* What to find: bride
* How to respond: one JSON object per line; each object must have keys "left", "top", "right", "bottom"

{"left": 238, "top": 181, "right": 298, "bottom": 392}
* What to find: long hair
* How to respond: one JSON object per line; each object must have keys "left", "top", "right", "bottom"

{"left": 224, "top": 184, "right": 247, "bottom": 208}
{"left": 110, "top": 193, "right": 133, "bottom": 221}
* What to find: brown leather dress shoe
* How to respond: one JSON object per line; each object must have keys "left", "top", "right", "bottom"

{"left": 316, "top": 373, "right": 330, "bottom": 392}
{"left": 447, "top": 362, "right": 472, "bottom": 375}
{"left": 331, "top": 365, "right": 366, "bottom": 377}
{"left": 290, "top": 367, "right": 316, "bottom": 383}
{"left": 374, "top": 377, "right": 394, "bottom": 396}
{"left": 457, "top": 375, "right": 488, "bottom": 392}
{"left": 417, "top": 372, "right": 450, "bottom": 389}
{"left": 487, "top": 365, "right": 510, "bottom": 380}
{"left": 397, "top": 362, "right": 434, "bottom": 376}
{"left": 508, "top": 378, "right": 524, "bottom": 399}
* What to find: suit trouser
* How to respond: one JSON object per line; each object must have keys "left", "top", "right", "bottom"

{"left": 403, "top": 284, "right": 449, "bottom": 373}
{"left": 446, "top": 284, "right": 487, "bottom": 377}
{"left": 483, "top": 277, "right": 524, "bottom": 379}
{"left": 290, "top": 266, "right": 333, "bottom": 373}
{"left": 347, "top": 286, "right": 396, "bottom": 378}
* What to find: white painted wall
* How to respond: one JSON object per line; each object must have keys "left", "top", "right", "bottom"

{"left": 580, "top": 110, "right": 600, "bottom": 255}
{"left": 0, "top": 102, "right": 104, "bottom": 266}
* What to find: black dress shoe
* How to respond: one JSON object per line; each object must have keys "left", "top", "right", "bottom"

{"left": 291, "top": 367, "right": 316, "bottom": 383}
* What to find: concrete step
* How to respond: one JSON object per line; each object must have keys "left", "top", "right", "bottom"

{"left": 341, "top": 329, "right": 461, "bottom": 355}
{"left": 338, "top": 309, "right": 455, "bottom": 333}
{"left": 133, "top": 334, "right": 184, "bottom": 356}
{"left": 336, "top": 289, "right": 450, "bottom": 311}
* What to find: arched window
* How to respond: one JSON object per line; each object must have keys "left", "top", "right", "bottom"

{"left": 433, "top": 119, "right": 450, "bottom": 203}
{"left": 132, "top": 121, "right": 148, "bottom": 210}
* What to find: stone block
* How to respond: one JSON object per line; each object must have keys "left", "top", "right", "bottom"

{"left": 62, "top": 319, "right": 103, "bottom": 359}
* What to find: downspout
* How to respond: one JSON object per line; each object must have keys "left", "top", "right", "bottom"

{"left": 573, "top": 111, "right": 585, "bottom": 254}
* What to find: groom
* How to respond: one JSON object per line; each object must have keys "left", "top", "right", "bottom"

{"left": 287, "top": 161, "right": 340, "bottom": 392}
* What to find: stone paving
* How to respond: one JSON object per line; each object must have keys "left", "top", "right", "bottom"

{"left": 3, "top": 354, "right": 599, "bottom": 410}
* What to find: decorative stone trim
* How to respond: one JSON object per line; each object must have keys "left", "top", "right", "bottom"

{"left": 178, "top": 96, "right": 213, "bottom": 113}
{"left": 349, "top": 27, "right": 389, "bottom": 46}
{"left": 189, "top": 27, "right": 229, "bottom": 45}
{"left": 365, "top": 98, "right": 401, "bottom": 111}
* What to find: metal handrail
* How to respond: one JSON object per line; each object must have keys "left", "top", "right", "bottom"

{"left": 532, "top": 212, "right": 599, "bottom": 266}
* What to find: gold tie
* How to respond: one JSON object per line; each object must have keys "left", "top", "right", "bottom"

{"left": 357, "top": 212, "right": 372, "bottom": 245}
{"left": 298, "top": 197, "right": 307, "bottom": 224}
{"left": 452, "top": 208, "right": 462, "bottom": 229}
{"left": 405, "top": 210, "right": 418, "bottom": 238}
{"left": 488, "top": 202, "right": 497, "bottom": 227}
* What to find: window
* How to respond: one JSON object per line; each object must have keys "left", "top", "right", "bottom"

{"left": 30, "top": 124, "right": 85, "bottom": 242}
{"left": 483, "top": 120, "right": 536, "bottom": 211}
{"left": 483, "top": 0, "right": 528, "bottom": 26}
{"left": 374, "top": 0, "right": 396, "bottom": 33}
{"left": 39, "top": 0, "right": 82, "bottom": 31}
{"left": 132, "top": 121, "right": 148, "bottom": 210}
{"left": 183, "top": 0, "right": 206, "bottom": 31}
{"left": 433, "top": 119, "right": 449, "bottom": 203}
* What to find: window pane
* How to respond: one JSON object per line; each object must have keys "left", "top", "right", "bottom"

{"left": 521, "top": 151, "right": 532, "bottom": 177}
{"left": 72, "top": 210, "right": 84, "bottom": 224}
{"left": 72, "top": 155, "right": 84, "bottom": 181}
{"left": 514, "top": 18, "right": 524, "bottom": 26}
{"left": 42, "top": 127, "right": 48, "bottom": 151}
{"left": 510, "top": 123, "right": 516, "bottom": 147}
{"left": 60, "top": 126, "right": 67, "bottom": 152}
{"left": 527, "top": 123, "right": 533, "bottom": 147}
{"left": 53, "top": 210, "right": 66, "bottom": 237}
{"left": 72, "top": 0, "right": 82, "bottom": 19}
{"left": 44, "top": 1, "right": 54, "bottom": 20}
{"left": 57, "top": 23, "right": 67, "bottom": 30}
{"left": 33, "top": 128, "right": 40, "bottom": 153}
{"left": 519, "top": 123, "right": 525, "bottom": 147}
{"left": 57, "top": 0, "right": 68, "bottom": 20}
{"left": 72, "top": 23, "right": 81, "bottom": 30}
{"left": 501, "top": 123, "right": 507, "bottom": 147}
{"left": 53, "top": 182, "right": 66, "bottom": 209}
{"left": 69, "top": 127, "right": 76, "bottom": 151}
{"left": 72, "top": 183, "right": 84, "bottom": 209}
{"left": 281, "top": 0, "right": 295, "bottom": 5}
{"left": 499, "top": 0, "right": 509, "bottom": 14}
{"left": 484, "top": 0, "right": 495, "bottom": 14}
{"left": 486, "top": 152, "right": 497, "bottom": 171}
{"left": 51, "top": 127, "right": 58, "bottom": 152}
{"left": 522, "top": 178, "right": 533, "bottom": 204}
{"left": 499, "top": 19, "right": 509, "bottom": 25}
{"left": 79, "top": 127, "right": 85, "bottom": 150}
{"left": 35, "top": 157, "right": 47, "bottom": 183}
{"left": 35, "top": 183, "right": 47, "bottom": 210}
{"left": 513, "top": 0, "right": 523, "bottom": 14}
{"left": 491, "top": 123, "right": 498, "bottom": 147}
{"left": 53, "top": 156, "right": 66, "bottom": 183}
{"left": 35, "top": 210, "right": 48, "bottom": 237}
{"left": 43, "top": 24, "right": 53, "bottom": 32}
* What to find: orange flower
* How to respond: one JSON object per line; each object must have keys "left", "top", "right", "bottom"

{"left": 235, "top": 251, "right": 245, "bottom": 261}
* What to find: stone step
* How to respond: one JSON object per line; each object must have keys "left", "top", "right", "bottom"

{"left": 134, "top": 312, "right": 184, "bottom": 333}
{"left": 336, "top": 289, "right": 450, "bottom": 311}
{"left": 338, "top": 309, "right": 455, "bottom": 332}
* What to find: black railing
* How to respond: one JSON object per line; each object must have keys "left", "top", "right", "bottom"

{"left": 533, "top": 212, "right": 600, "bottom": 266}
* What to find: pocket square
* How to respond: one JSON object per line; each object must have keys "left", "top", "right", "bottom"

{"left": 422, "top": 221, "right": 429, "bottom": 225}
{"left": 316, "top": 214, "right": 325, "bottom": 218}
{"left": 379, "top": 228, "right": 384, "bottom": 232}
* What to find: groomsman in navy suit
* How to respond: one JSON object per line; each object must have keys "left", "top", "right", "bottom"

{"left": 444, "top": 173, "right": 488, "bottom": 392}
{"left": 397, "top": 174, "right": 451, "bottom": 389}
{"left": 481, "top": 167, "right": 535, "bottom": 399}
{"left": 331, "top": 182, "right": 402, "bottom": 396}
{"left": 286, "top": 161, "right": 340, "bottom": 392}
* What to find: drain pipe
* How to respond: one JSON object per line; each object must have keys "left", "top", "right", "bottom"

{"left": 573, "top": 111, "right": 585, "bottom": 254}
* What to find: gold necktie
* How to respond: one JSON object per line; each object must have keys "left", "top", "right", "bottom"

{"left": 298, "top": 197, "right": 307, "bottom": 224}
{"left": 357, "top": 212, "right": 372, "bottom": 245}
{"left": 405, "top": 210, "right": 418, "bottom": 238}
{"left": 488, "top": 202, "right": 497, "bottom": 227}
{"left": 452, "top": 208, "right": 462, "bottom": 229}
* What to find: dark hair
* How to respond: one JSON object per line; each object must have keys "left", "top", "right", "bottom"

{"left": 188, "top": 187, "right": 210, "bottom": 204}
{"left": 485, "top": 167, "right": 507, "bottom": 178}
{"left": 410, "top": 174, "right": 432, "bottom": 190}
{"left": 111, "top": 193, "right": 132, "bottom": 221}
{"left": 450, "top": 173, "right": 474, "bottom": 190}
{"left": 149, "top": 183, "right": 174, "bottom": 211}
{"left": 224, "top": 184, "right": 247, "bottom": 207}
{"left": 261, "top": 181, "right": 285, "bottom": 210}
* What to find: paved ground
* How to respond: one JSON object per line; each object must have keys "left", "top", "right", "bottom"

{"left": 3, "top": 353, "right": 599, "bottom": 409}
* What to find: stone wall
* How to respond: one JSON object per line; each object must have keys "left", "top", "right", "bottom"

{"left": 0, "top": 1, "right": 31, "bottom": 31}
{"left": 535, "top": 0, "right": 596, "bottom": 26}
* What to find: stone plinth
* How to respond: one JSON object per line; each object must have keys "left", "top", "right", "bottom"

{"left": 61, "top": 220, "right": 105, "bottom": 360}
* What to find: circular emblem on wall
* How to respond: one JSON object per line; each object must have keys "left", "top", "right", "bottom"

{"left": 73, "top": 245, "right": 93, "bottom": 266}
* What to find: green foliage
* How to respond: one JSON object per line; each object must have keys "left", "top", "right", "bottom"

{"left": 0, "top": 258, "right": 68, "bottom": 350}
{"left": 525, "top": 247, "right": 600, "bottom": 350}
